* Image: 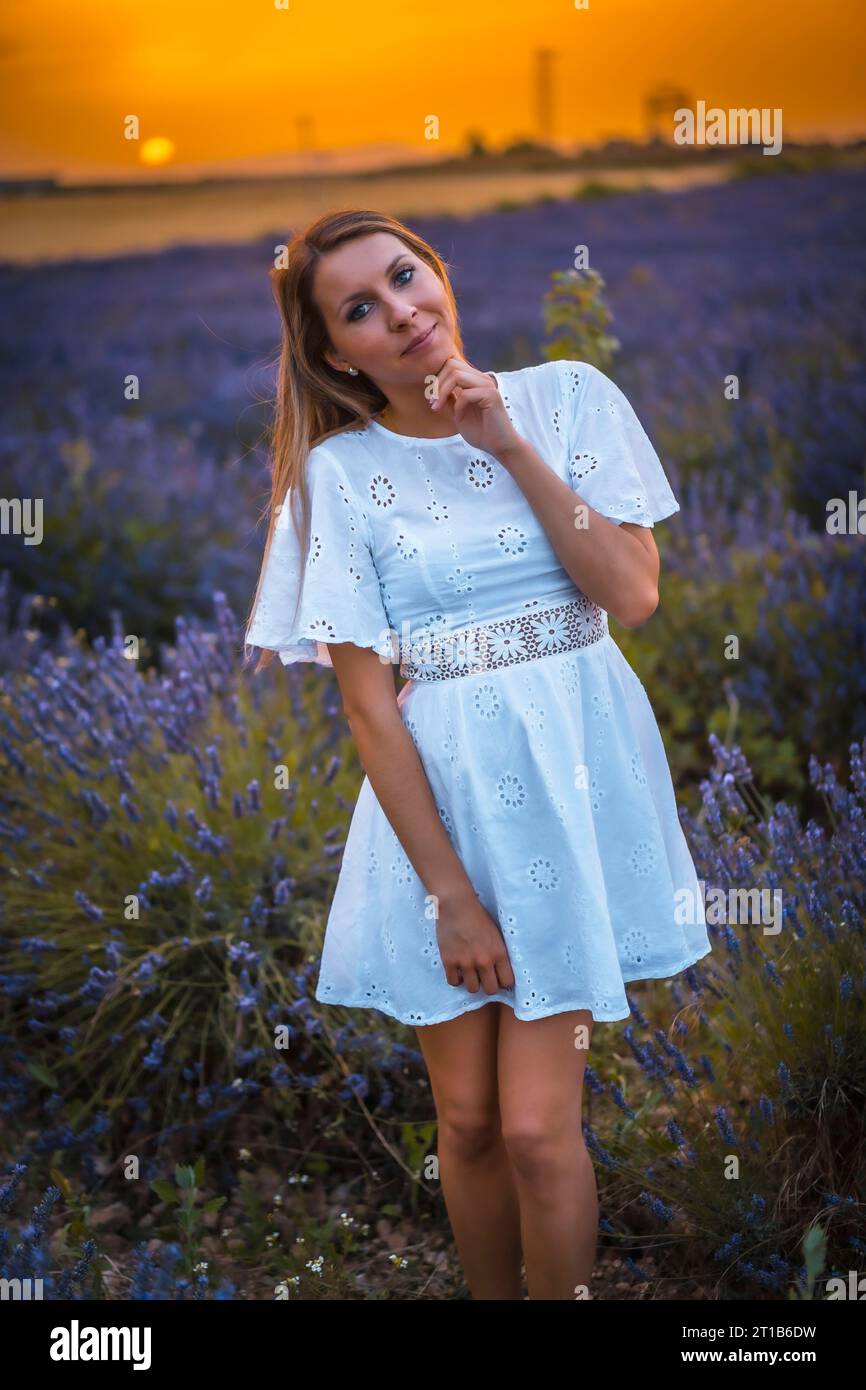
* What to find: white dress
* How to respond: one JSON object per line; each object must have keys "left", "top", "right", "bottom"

{"left": 245, "top": 359, "right": 712, "bottom": 1024}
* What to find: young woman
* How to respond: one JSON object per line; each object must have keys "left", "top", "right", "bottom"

{"left": 245, "top": 208, "right": 712, "bottom": 1300}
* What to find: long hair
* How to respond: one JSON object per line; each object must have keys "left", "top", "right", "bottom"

{"left": 244, "top": 208, "right": 465, "bottom": 672}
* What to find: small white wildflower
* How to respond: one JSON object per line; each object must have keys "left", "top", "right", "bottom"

{"left": 388, "top": 1254, "right": 408, "bottom": 1269}
{"left": 237, "top": 1147, "right": 252, "bottom": 1161}
{"left": 306, "top": 1255, "right": 324, "bottom": 1275}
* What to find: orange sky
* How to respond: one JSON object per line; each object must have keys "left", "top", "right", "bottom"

{"left": 1, "top": 0, "right": 864, "bottom": 180}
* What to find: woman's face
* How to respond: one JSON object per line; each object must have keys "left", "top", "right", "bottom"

{"left": 314, "top": 231, "right": 457, "bottom": 389}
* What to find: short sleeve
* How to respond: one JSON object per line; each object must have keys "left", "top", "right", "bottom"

{"left": 555, "top": 359, "right": 680, "bottom": 528}
{"left": 245, "top": 446, "right": 395, "bottom": 668}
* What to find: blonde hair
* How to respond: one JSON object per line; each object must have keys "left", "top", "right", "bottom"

{"left": 244, "top": 208, "right": 464, "bottom": 672}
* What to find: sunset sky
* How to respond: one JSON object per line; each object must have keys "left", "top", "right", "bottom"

{"left": 1, "top": 0, "right": 864, "bottom": 182}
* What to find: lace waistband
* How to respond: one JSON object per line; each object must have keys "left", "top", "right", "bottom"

{"left": 399, "top": 594, "right": 608, "bottom": 682}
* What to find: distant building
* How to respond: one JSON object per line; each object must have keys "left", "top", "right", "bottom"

{"left": 644, "top": 84, "right": 692, "bottom": 143}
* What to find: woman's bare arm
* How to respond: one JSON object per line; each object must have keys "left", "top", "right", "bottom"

{"left": 327, "top": 641, "right": 472, "bottom": 910}
{"left": 325, "top": 642, "right": 515, "bottom": 994}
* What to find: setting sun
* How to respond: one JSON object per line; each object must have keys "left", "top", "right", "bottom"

{"left": 140, "top": 136, "right": 176, "bottom": 167}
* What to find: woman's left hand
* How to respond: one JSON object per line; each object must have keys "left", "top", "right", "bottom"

{"left": 429, "top": 356, "right": 522, "bottom": 458}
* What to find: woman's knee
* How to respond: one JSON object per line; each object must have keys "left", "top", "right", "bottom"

{"left": 501, "top": 1118, "right": 585, "bottom": 1184}
{"left": 437, "top": 1103, "right": 502, "bottom": 1162}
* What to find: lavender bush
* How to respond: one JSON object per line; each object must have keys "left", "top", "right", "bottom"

{"left": 584, "top": 733, "right": 866, "bottom": 1297}
{"left": 615, "top": 483, "right": 866, "bottom": 804}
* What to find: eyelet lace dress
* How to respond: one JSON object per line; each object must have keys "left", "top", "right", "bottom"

{"left": 245, "top": 359, "right": 712, "bottom": 1024}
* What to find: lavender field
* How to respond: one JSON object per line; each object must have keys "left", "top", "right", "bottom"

{"left": 1, "top": 163, "right": 865, "bottom": 1300}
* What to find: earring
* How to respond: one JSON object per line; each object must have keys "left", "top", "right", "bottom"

{"left": 347, "top": 367, "right": 359, "bottom": 375}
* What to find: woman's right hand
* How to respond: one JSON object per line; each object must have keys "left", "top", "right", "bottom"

{"left": 434, "top": 883, "right": 516, "bottom": 996}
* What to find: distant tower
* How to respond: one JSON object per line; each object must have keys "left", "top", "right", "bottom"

{"left": 534, "top": 49, "right": 555, "bottom": 144}
{"left": 644, "top": 83, "right": 692, "bottom": 142}
{"left": 296, "top": 115, "right": 314, "bottom": 151}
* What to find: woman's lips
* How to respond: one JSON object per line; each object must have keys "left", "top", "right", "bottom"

{"left": 402, "top": 323, "right": 436, "bottom": 355}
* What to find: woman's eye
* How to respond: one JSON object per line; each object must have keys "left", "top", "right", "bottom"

{"left": 348, "top": 265, "right": 414, "bottom": 321}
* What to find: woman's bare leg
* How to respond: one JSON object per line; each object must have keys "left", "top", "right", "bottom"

{"left": 497, "top": 1007, "right": 597, "bottom": 1299}
{"left": 415, "top": 1001, "right": 523, "bottom": 1299}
